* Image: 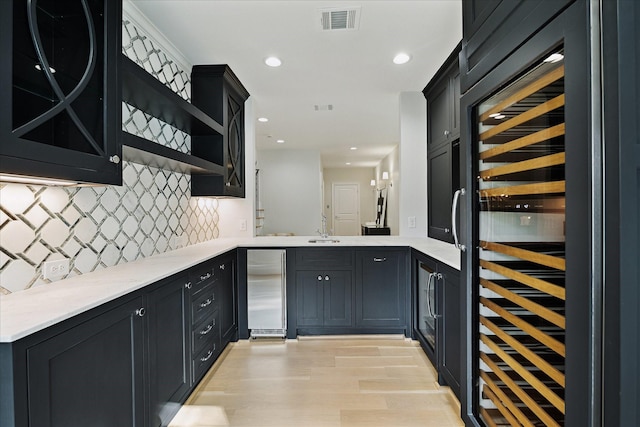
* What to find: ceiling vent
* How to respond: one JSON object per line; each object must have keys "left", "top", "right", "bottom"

{"left": 319, "top": 7, "right": 361, "bottom": 31}
{"left": 314, "top": 104, "right": 334, "bottom": 111}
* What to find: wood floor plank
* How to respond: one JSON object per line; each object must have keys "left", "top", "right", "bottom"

{"left": 173, "top": 338, "right": 464, "bottom": 427}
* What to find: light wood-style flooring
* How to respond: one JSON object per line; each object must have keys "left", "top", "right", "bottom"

{"left": 170, "top": 336, "right": 464, "bottom": 427}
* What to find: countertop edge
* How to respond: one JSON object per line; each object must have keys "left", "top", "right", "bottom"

{"left": 0, "top": 236, "right": 460, "bottom": 342}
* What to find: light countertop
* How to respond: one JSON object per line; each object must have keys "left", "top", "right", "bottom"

{"left": 0, "top": 236, "right": 460, "bottom": 343}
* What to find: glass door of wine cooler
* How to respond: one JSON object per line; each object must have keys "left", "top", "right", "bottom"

{"left": 475, "top": 50, "right": 567, "bottom": 426}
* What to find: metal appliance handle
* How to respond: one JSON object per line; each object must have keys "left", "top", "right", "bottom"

{"left": 451, "top": 188, "right": 466, "bottom": 252}
{"left": 426, "top": 273, "right": 434, "bottom": 318}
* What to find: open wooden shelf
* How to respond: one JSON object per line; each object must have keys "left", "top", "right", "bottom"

{"left": 121, "top": 132, "right": 224, "bottom": 175}
{"left": 120, "top": 54, "right": 225, "bottom": 176}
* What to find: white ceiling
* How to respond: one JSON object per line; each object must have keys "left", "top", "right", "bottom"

{"left": 130, "top": 0, "right": 462, "bottom": 168}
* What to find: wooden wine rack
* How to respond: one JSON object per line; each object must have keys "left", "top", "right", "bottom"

{"left": 476, "top": 58, "right": 566, "bottom": 426}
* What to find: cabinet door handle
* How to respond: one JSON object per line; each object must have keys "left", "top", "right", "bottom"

{"left": 219, "top": 264, "right": 225, "bottom": 270}
{"left": 200, "top": 350, "right": 213, "bottom": 362}
{"left": 373, "top": 257, "right": 387, "bottom": 262}
{"left": 444, "top": 130, "right": 450, "bottom": 136}
{"left": 135, "top": 307, "right": 145, "bottom": 317}
{"left": 200, "top": 298, "right": 212, "bottom": 308}
{"left": 200, "top": 323, "right": 214, "bottom": 335}
{"left": 109, "top": 155, "right": 121, "bottom": 164}
{"left": 317, "top": 275, "right": 323, "bottom": 281}
{"left": 451, "top": 188, "right": 466, "bottom": 252}
{"left": 325, "top": 275, "right": 330, "bottom": 281}
{"left": 184, "top": 281, "right": 192, "bottom": 290}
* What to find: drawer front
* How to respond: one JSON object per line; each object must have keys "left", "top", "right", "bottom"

{"left": 192, "top": 342, "right": 217, "bottom": 383}
{"left": 295, "top": 248, "right": 354, "bottom": 269}
{"left": 192, "top": 312, "right": 219, "bottom": 355}
{"left": 190, "top": 263, "right": 215, "bottom": 295}
{"left": 192, "top": 287, "right": 216, "bottom": 325}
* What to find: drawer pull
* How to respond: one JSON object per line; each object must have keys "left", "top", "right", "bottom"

{"left": 135, "top": 307, "right": 145, "bottom": 317}
{"left": 219, "top": 264, "right": 225, "bottom": 270}
{"left": 200, "top": 350, "right": 213, "bottom": 362}
{"left": 184, "top": 281, "right": 192, "bottom": 290}
{"left": 317, "top": 275, "right": 323, "bottom": 281}
{"left": 373, "top": 257, "right": 387, "bottom": 262}
{"left": 325, "top": 275, "right": 330, "bottom": 281}
{"left": 200, "top": 272, "right": 212, "bottom": 281}
{"left": 200, "top": 298, "right": 212, "bottom": 308}
{"left": 200, "top": 323, "right": 213, "bottom": 335}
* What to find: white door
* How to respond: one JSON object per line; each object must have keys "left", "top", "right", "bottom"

{"left": 332, "top": 183, "right": 360, "bottom": 235}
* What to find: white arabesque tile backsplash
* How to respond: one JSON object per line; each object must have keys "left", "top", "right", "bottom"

{"left": 0, "top": 17, "right": 219, "bottom": 294}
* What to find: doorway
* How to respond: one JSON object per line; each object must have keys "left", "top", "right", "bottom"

{"left": 332, "top": 183, "right": 360, "bottom": 235}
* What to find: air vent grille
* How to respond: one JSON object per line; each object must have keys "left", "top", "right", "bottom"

{"left": 319, "top": 7, "right": 361, "bottom": 31}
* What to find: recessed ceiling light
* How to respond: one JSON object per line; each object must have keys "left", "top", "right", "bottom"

{"left": 276, "top": 139, "right": 285, "bottom": 144}
{"left": 265, "top": 56, "right": 282, "bottom": 67}
{"left": 493, "top": 114, "right": 506, "bottom": 120}
{"left": 393, "top": 53, "right": 411, "bottom": 65}
{"left": 258, "top": 117, "right": 269, "bottom": 122}
{"left": 345, "top": 162, "right": 352, "bottom": 165}
{"left": 350, "top": 147, "right": 357, "bottom": 150}
{"left": 543, "top": 52, "right": 564, "bottom": 63}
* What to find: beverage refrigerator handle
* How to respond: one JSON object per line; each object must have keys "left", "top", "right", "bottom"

{"left": 425, "top": 273, "right": 434, "bottom": 318}
{"left": 451, "top": 188, "right": 466, "bottom": 252}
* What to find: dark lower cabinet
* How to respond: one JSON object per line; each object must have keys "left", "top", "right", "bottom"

{"left": 147, "top": 275, "right": 191, "bottom": 427}
{"left": 293, "top": 247, "right": 410, "bottom": 335}
{"left": 412, "top": 250, "right": 462, "bottom": 400}
{"left": 216, "top": 254, "right": 237, "bottom": 344}
{"left": 26, "top": 297, "right": 145, "bottom": 427}
{"left": 438, "top": 264, "right": 461, "bottom": 399}
{"left": 296, "top": 270, "right": 352, "bottom": 327}
{"left": 0, "top": 250, "right": 238, "bottom": 427}
{"left": 355, "top": 249, "right": 408, "bottom": 329}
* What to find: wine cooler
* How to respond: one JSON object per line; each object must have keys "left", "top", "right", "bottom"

{"left": 474, "top": 50, "right": 567, "bottom": 427}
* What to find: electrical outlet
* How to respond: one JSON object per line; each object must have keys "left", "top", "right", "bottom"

{"left": 43, "top": 259, "right": 70, "bottom": 280}
{"left": 240, "top": 219, "right": 247, "bottom": 231}
{"left": 408, "top": 216, "right": 416, "bottom": 228}
{"left": 174, "top": 235, "right": 187, "bottom": 249}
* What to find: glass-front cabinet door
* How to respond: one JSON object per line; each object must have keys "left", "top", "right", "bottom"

{"left": 475, "top": 51, "right": 567, "bottom": 426}
{"left": 0, "top": 0, "right": 121, "bottom": 185}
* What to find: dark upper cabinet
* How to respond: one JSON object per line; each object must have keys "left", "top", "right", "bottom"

{"left": 424, "top": 45, "right": 461, "bottom": 148}
{"left": 25, "top": 297, "right": 145, "bottom": 427}
{"left": 355, "top": 249, "right": 408, "bottom": 328}
{"left": 460, "top": 0, "right": 574, "bottom": 92}
{"left": 147, "top": 275, "right": 192, "bottom": 427}
{"left": 191, "top": 65, "right": 249, "bottom": 198}
{"left": 0, "top": 0, "right": 122, "bottom": 185}
{"left": 428, "top": 143, "right": 454, "bottom": 243}
{"left": 424, "top": 43, "right": 461, "bottom": 244}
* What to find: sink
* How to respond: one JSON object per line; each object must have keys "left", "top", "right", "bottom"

{"left": 308, "top": 238, "right": 341, "bottom": 243}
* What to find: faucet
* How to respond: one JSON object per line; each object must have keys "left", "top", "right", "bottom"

{"left": 318, "top": 214, "right": 329, "bottom": 238}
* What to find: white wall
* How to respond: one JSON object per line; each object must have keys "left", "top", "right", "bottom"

{"left": 216, "top": 97, "right": 256, "bottom": 237}
{"left": 256, "top": 149, "right": 323, "bottom": 236}
{"left": 398, "top": 92, "right": 428, "bottom": 237}
{"left": 376, "top": 147, "right": 400, "bottom": 235}
{"left": 323, "top": 168, "right": 376, "bottom": 234}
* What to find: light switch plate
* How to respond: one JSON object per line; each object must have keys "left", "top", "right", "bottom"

{"left": 240, "top": 219, "right": 247, "bottom": 231}
{"left": 408, "top": 216, "right": 416, "bottom": 228}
